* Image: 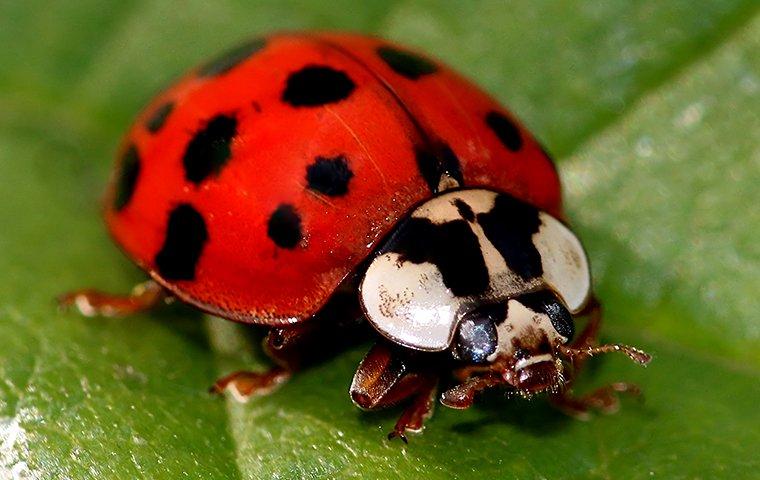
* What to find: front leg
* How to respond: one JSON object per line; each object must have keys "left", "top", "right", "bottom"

{"left": 350, "top": 341, "right": 440, "bottom": 442}
{"left": 550, "top": 296, "right": 648, "bottom": 419}
{"left": 440, "top": 372, "right": 505, "bottom": 410}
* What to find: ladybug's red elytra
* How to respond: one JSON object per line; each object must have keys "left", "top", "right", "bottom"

{"left": 61, "top": 32, "right": 650, "bottom": 441}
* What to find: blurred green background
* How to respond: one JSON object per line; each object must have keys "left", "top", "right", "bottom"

{"left": 1, "top": 1, "right": 758, "bottom": 479}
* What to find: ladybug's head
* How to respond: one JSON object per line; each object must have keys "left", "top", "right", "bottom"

{"left": 439, "top": 290, "right": 651, "bottom": 405}
{"left": 448, "top": 290, "right": 574, "bottom": 397}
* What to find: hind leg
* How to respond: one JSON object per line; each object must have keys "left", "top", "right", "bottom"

{"left": 58, "top": 280, "right": 167, "bottom": 317}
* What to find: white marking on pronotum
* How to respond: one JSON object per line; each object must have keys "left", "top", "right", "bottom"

{"left": 361, "top": 188, "right": 590, "bottom": 352}
{"left": 362, "top": 254, "right": 457, "bottom": 351}
{"left": 533, "top": 212, "right": 591, "bottom": 313}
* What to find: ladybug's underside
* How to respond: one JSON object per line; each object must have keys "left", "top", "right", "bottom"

{"left": 62, "top": 32, "right": 650, "bottom": 440}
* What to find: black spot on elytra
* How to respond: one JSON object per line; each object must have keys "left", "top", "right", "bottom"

{"left": 282, "top": 65, "right": 355, "bottom": 107}
{"left": 389, "top": 217, "right": 489, "bottom": 297}
{"left": 267, "top": 204, "right": 302, "bottom": 249}
{"left": 477, "top": 194, "right": 543, "bottom": 280}
{"left": 377, "top": 45, "right": 438, "bottom": 80}
{"left": 113, "top": 145, "right": 140, "bottom": 211}
{"left": 454, "top": 199, "right": 475, "bottom": 222}
{"left": 517, "top": 291, "right": 575, "bottom": 341}
{"left": 198, "top": 38, "right": 266, "bottom": 77}
{"left": 146, "top": 102, "right": 174, "bottom": 133}
{"left": 485, "top": 111, "right": 523, "bottom": 152}
{"left": 183, "top": 114, "right": 237, "bottom": 184}
{"left": 155, "top": 204, "right": 208, "bottom": 280}
{"left": 415, "top": 143, "right": 463, "bottom": 193}
{"left": 306, "top": 155, "right": 354, "bottom": 196}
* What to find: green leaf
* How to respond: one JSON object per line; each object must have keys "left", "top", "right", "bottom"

{"left": 1, "top": 1, "right": 758, "bottom": 479}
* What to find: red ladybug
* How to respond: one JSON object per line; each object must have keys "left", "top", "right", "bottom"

{"left": 61, "top": 32, "right": 650, "bottom": 441}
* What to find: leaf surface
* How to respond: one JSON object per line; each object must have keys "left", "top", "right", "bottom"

{"left": 0, "top": 1, "right": 757, "bottom": 478}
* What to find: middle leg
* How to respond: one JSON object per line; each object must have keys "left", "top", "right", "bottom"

{"left": 212, "top": 292, "right": 366, "bottom": 401}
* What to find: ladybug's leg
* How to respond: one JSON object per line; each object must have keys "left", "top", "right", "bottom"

{"left": 209, "top": 367, "right": 290, "bottom": 402}
{"left": 551, "top": 382, "right": 642, "bottom": 420}
{"left": 58, "top": 280, "right": 167, "bottom": 317}
{"left": 550, "top": 296, "right": 645, "bottom": 419}
{"left": 350, "top": 341, "right": 440, "bottom": 442}
{"left": 440, "top": 372, "right": 505, "bottom": 410}
{"left": 386, "top": 376, "right": 438, "bottom": 443}
{"left": 209, "top": 321, "right": 322, "bottom": 401}
{"left": 213, "top": 294, "right": 367, "bottom": 401}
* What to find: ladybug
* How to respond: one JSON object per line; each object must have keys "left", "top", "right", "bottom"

{"left": 60, "top": 32, "right": 650, "bottom": 441}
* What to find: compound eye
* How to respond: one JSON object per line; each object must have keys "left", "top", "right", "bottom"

{"left": 516, "top": 290, "right": 575, "bottom": 342}
{"left": 454, "top": 314, "right": 498, "bottom": 364}
{"left": 544, "top": 299, "right": 574, "bottom": 341}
